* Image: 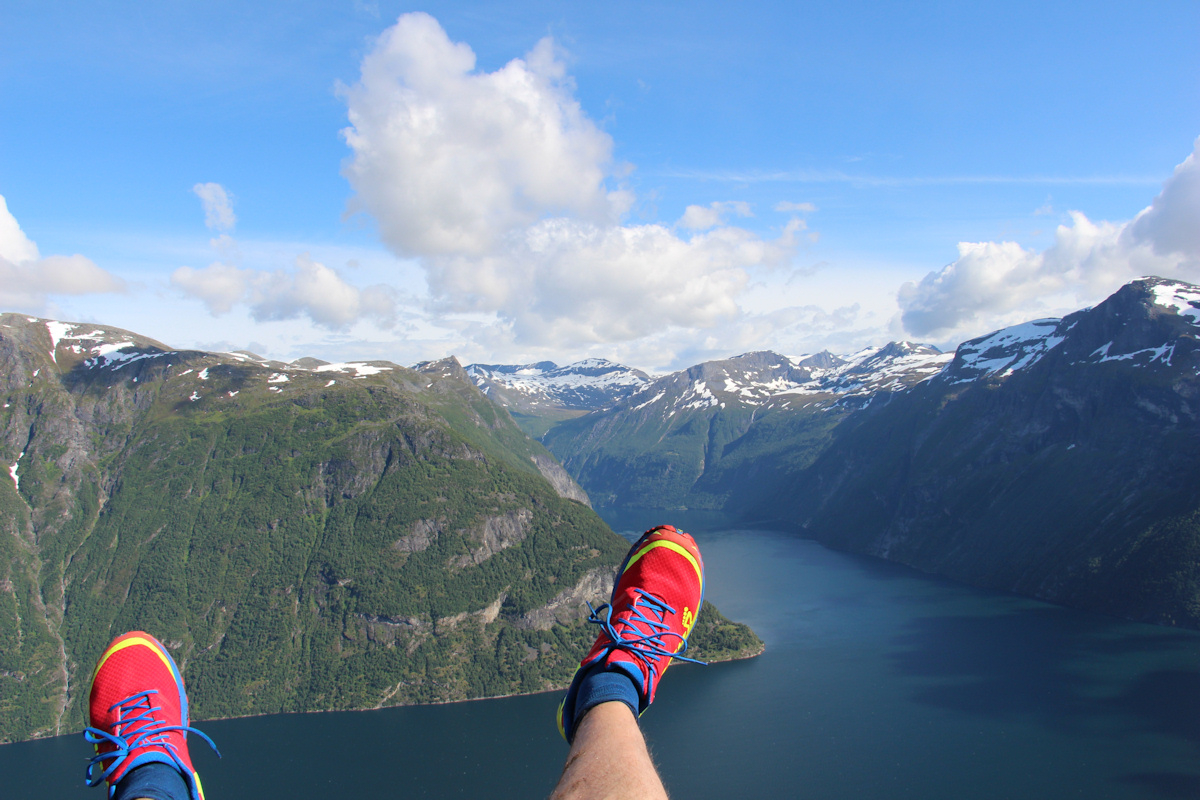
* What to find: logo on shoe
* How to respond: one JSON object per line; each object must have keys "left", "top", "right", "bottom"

{"left": 681, "top": 606, "right": 695, "bottom": 635}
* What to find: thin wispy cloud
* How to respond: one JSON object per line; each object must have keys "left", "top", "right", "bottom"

{"left": 656, "top": 168, "right": 1164, "bottom": 188}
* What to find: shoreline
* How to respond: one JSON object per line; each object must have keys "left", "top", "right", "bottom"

{"left": 0, "top": 643, "right": 766, "bottom": 746}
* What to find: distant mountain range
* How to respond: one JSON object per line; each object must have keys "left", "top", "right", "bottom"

{"left": 468, "top": 341, "right": 952, "bottom": 512}
{"left": 467, "top": 343, "right": 950, "bottom": 416}
{"left": 0, "top": 318, "right": 759, "bottom": 743}
{"left": 473, "top": 277, "right": 1200, "bottom": 630}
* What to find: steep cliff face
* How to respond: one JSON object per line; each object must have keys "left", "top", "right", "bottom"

{"left": 0, "top": 316, "right": 758, "bottom": 743}
{"left": 787, "top": 278, "right": 1200, "bottom": 628}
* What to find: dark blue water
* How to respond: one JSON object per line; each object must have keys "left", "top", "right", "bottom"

{"left": 6, "top": 528, "right": 1200, "bottom": 799}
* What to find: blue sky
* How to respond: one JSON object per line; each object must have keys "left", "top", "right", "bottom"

{"left": 2, "top": 1, "right": 1197, "bottom": 371}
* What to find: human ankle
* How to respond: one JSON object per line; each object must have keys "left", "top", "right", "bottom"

{"left": 574, "top": 666, "right": 641, "bottom": 727}
{"left": 112, "top": 762, "right": 190, "bottom": 800}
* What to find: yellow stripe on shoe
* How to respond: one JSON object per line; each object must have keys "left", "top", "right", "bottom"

{"left": 623, "top": 539, "right": 703, "bottom": 587}
{"left": 91, "top": 635, "right": 177, "bottom": 685}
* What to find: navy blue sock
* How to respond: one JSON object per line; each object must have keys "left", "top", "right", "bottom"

{"left": 113, "top": 762, "right": 190, "bottom": 800}
{"left": 574, "top": 664, "right": 641, "bottom": 724}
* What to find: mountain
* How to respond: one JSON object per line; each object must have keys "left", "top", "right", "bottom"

{"left": 464, "top": 359, "right": 652, "bottom": 439}
{"left": 785, "top": 277, "right": 1200, "bottom": 627}
{"left": 538, "top": 344, "right": 949, "bottom": 512}
{"left": 465, "top": 358, "right": 651, "bottom": 411}
{"left": 520, "top": 277, "right": 1200, "bottom": 629}
{"left": 0, "top": 317, "right": 760, "bottom": 743}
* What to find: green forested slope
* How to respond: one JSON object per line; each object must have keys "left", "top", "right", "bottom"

{"left": 0, "top": 316, "right": 759, "bottom": 743}
{"left": 544, "top": 400, "right": 845, "bottom": 513}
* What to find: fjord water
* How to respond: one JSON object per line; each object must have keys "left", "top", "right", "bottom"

{"left": 7, "top": 527, "right": 1199, "bottom": 799}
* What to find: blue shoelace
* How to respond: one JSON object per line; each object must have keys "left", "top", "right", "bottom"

{"left": 83, "top": 689, "right": 220, "bottom": 788}
{"left": 587, "top": 587, "right": 707, "bottom": 684}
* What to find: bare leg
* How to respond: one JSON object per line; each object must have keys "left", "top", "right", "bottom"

{"left": 550, "top": 701, "right": 669, "bottom": 800}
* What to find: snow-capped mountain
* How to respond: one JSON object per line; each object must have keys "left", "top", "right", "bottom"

{"left": 14, "top": 316, "right": 420, "bottom": 387}
{"left": 940, "top": 277, "right": 1200, "bottom": 384}
{"left": 780, "top": 276, "right": 1200, "bottom": 630}
{"left": 600, "top": 342, "right": 948, "bottom": 422}
{"left": 464, "top": 358, "right": 650, "bottom": 412}
{"left": 467, "top": 343, "right": 949, "bottom": 419}
{"left": 530, "top": 343, "right": 946, "bottom": 514}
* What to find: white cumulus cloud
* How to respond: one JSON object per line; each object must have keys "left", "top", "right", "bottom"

{"left": 0, "top": 196, "right": 40, "bottom": 264}
{"left": 898, "top": 137, "right": 1200, "bottom": 342}
{"left": 340, "top": 13, "right": 805, "bottom": 351}
{"left": 172, "top": 256, "right": 395, "bottom": 330}
{"left": 678, "top": 201, "right": 752, "bottom": 231}
{"left": 174, "top": 184, "right": 394, "bottom": 329}
{"left": 170, "top": 262, "right": 250, "bottom": 315}
{"left": 340, "top": 13, "right": 619, "bottom": 257}
{"left": 0, "top": 194, "right": 124, "bottom": 309}
{"left": 1126, "top": 141, "right": 1200, "bottom": 259}
{"left": 250, "top": 255, "right": 395, "bottom": 328}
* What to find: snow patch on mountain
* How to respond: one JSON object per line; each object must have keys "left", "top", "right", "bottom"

{"left": 9, "top": 453, "right": 22, "bottom": 490}
{"left": 677, "top": 380, "right": 719, "bottom": 410}
{"left": 1097, "top": 342, "right": 1176, "bottom": 366}
{"left": 949, "top": 319, "right": 1068, "bottom": 382}
{"left": 36, "top": 320, "right": 177, "bottom": 371}
{"left": 1150, "top": 282, "right": 1200, "bottom": 324}
{"left": 632, "top": 391, "right": 665, "bottom": 411}
{"left": 465, "top": 359, "right": 651, "bottom": 411}
{"left": 315, "top": 362, "right": 394, "bottom": 378}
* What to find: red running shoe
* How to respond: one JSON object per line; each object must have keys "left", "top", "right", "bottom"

{"left": 83, "top": 631, "right": 218, "bottom": 800}
{"left": 557, "top": 524, "right": 705, "bottom": 741}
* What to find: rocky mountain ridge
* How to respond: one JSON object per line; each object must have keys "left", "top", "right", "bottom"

{"left": 468, "top": 343, "right": 949, "bottom": 417}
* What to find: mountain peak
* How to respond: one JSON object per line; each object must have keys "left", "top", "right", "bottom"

{"left": 790, "top": 350, "right": 846, "bottom": 370}
{"left": 940, "top": 276, "right": 1200, "bottom": 385}
{"left": 1136, "top": 276, "right": 1200, "bottom": 323}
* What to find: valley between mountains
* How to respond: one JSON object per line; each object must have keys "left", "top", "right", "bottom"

{"left": 3, "top": 275, "right": 1198, "bottom": 745}
{"left": 474, "top": 277, "right": 1200, "bottom": 632}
